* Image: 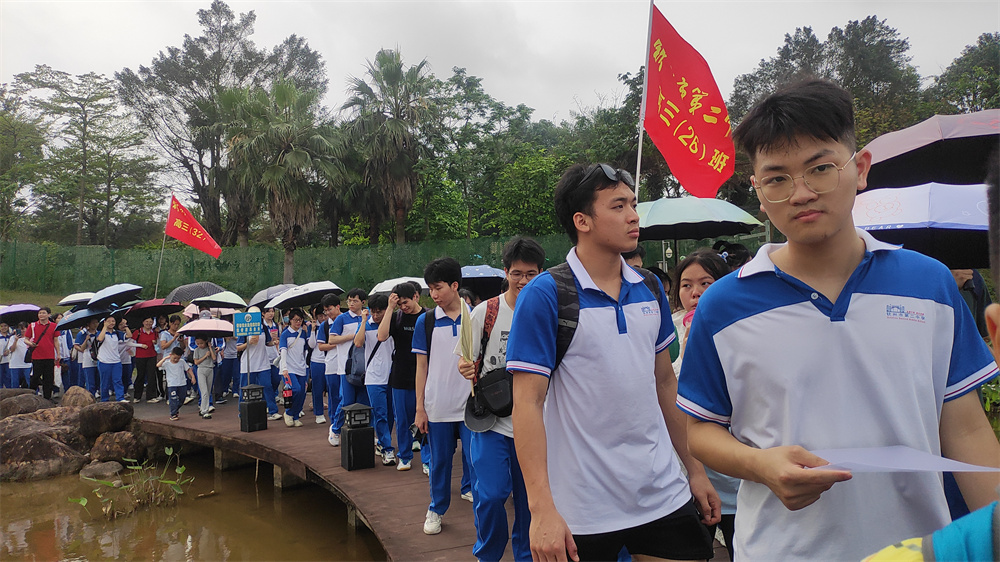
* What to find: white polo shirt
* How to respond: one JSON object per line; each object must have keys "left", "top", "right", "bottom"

{"left": 453, "top": 295, "right": 515, "bottom": 438}
{"left": 412, "top": 305, "right": 469, "bottom": 423}
{"left": 237, "top": 326, "right": 271, "bottom": 374}
{"left": 75, "top": 329, "right": 95, "bottom": 369}
{"left": 308, "top": 323, "right": 325, "bottom": 365}
{"left": 97, "top": 331, "right": 123, "bottom": 365}
{"left": 361, "top": 317, "right": 394, "bottom": 386}
{"left": 279, "top": 326, "right": 309, "bottom": 376}
{"left": 329, "top": 311, "right": 364, "bottom": 375}
{"left": 676, "top": 229, "right": 999, "bottom": 562}
{"left": 506, "top": 248, "right": 686, "bottom": 535}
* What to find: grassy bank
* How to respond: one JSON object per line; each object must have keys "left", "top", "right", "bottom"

{"left": 0, "top": 291, "right": 73, "bottom": 312}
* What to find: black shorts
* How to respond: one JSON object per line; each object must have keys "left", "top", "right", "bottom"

{"left": 572, "top": 499, "right": 714, "bottom": 561}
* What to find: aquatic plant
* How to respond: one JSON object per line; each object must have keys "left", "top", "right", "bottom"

{"left": 69, "top": 446, "right": 194, "bottom": 519}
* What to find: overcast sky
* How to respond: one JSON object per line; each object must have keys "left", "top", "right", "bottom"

{"left": 1, "top": 0, "right": 997, "bottom": 124}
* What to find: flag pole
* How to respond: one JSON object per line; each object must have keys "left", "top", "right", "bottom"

{"left": 634, "top": 0, "right": 655, "bottom": 202}
{"left": 153, "top": 193, "right": 170, "bottom": 299}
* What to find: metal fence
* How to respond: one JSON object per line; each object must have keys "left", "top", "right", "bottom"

{"left": 0, "top": 231, "right": 769, "bottom": 301}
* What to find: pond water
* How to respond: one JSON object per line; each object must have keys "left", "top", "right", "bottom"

{"left": 1, "top": 448, "right": 385, "bottom": 561}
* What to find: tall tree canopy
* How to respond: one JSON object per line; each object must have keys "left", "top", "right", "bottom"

{"left": 116, "top": 0, "right": 326, "bottom": 245}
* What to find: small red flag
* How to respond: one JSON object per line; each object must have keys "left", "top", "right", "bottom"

{"left": 643, "top": 6, "right": 734, "bottom": 198}
{"left": 165, "top": 195, "right": 222, "bottom": 259}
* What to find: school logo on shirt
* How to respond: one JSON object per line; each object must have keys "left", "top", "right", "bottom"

{"left": 885, "top": 304, "right": 926, "bottom": 323}
{"left": 640, "top": 305, "right": 660, "bottom": 317}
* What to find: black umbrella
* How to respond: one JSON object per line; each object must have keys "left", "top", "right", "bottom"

{"left": 123, "top": 299, "right": 185, "bottom": 324}
{"left": 0, "top": 304, "right": 41, "bottom": 326}
{"left": 88, "top": 283, "right": 143, "bottom": 309}
{"left": 864, "top": 109, "right": 1000, "bottom": 190}
{"left": 57, "top": 307, "right": 113, "bottom": 331}
{"left": 249, "top": 284, "right": 297, "bottom": 308}
{"left": 162, "top": 281, "right": 225, "bottom": 304}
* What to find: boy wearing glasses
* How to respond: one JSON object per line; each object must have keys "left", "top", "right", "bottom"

{"left": 677, "top": 79, "right": 1000, "bottom": 560}
{"left": 507, "top": 164, "right": 719, "bottom": 561}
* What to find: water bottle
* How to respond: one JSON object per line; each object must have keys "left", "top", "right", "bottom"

{"left": 282, "top": 381, "right": 293, "bottom": 408}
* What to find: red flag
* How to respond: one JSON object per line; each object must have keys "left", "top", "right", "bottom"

{"left": 643, "top": 6, "right": 734, "bottom": 198}
{"left": 165, "top": 195, "right": 222, "bottom": 259}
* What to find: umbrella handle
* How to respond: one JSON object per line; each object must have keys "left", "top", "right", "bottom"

{"left": 470, "top": 379, "right": 476, "bottom": 396}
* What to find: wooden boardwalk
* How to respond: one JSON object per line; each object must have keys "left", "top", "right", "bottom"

{"left": 132, "top": 398, "right": 486, "bottom": 561}
{"left": 133, "top": 399, "right": 727, "bottom": 562}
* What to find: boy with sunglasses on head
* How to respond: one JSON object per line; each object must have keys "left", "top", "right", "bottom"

{"left": 506, "top": 163, "right": 719, "bottom": 562}
{"left": 677, "top": 79, "right": 1000, "bottom": 561}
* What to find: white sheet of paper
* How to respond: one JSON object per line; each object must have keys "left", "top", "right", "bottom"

{"left": 807, "top": 445, "right": 1000, "bottom": 473}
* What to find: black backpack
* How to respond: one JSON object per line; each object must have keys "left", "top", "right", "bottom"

{"left": 547, "top": 262, "right": 664, "bottom": 371}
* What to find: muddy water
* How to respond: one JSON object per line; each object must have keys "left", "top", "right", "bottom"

{"left": 0, "top": 449, "right": 385, "bottom": 561}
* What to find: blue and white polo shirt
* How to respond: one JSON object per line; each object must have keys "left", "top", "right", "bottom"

{"left": 279, "top": 326, "right": 310, "bottom": 376}
{"left": 506, "top": 248, "right": 688, "bottom": 535}
{"left": 412, "top": 305, "right": 468, "bottom": 423}
{"left": 677, "top": 228, "right": 999, "bottom": 561}
{"left": 329, "top": 311, "right": 364, "bottom": 375}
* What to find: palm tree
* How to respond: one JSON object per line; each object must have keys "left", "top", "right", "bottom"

{"left": 342, "top": 48, "right": 435, "bottom": 244}
{"left": 221, "top": 80, "right": 342, "bottom": 282}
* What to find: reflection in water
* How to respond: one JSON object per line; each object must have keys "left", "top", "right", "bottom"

{"left": 1, "top": 449, "right": 385, "bottom": 561}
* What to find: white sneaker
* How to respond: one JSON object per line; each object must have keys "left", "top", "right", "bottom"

{"left": 461, "top": 491, "right": 473, "bottom": 503}
{"left": 268, "top": 413, "right": 282, "bottom": 421}
{"left": 412, "top": 440, "right": 421, "bottom": 452}
{"left": 283, "top": 412, "right": 294, "bottom": 427}
{"left": 422, "top": 463, "right": 430, "bottom": 476}
{"left": 423, "top": 510, "right": 442, "bottom": 535}
{"left": 397, "top": 459, "right": 412, "bottom": 471}
{"left": 328, "top": 430, "right": 340, "bottom": 447}
{"left": 382, "top": 450, "right": 397, "bottom": 466}
{"left": 293, "top": 419, "right": 303, "bottom": 427}
{"left": 315, "top": 415, "right": 326, "bottom": 424}
{"left": 208, "top": 405, "right": 216, "bottom": 413}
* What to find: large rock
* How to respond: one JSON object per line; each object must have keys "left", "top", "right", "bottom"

{"left": 0, "top": 416, "right": 89, "bottom": 457}
{"left": 78, "top": 402, "right": 133, "bottom": 438}
{"left": 90, "top": 431, "right": 145, "bottom": 463}
{"left": 80, "top": 460, "right": 123, "bottom": 481}
{"left": 0, "top": 433, "right": 87, "bottom": 481}
{"left": 21, "top": 406, "right": 83, "bottom": 428}
{"left": 0, "top": 394, "right": 54, "bottom": 418}
{"left": 61, "top": 386, "right": 96, "bottom": 407}
{"left": 0, "top": 388, "right": 35, "bottom": 401}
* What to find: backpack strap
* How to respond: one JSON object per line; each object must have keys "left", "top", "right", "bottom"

{"left": 548, "top": 263, "right": 579, "bottom": 373}
{"left": 474, "top": 297, "right": 501, "bottom": 378}
{"left": 633, "top": 266, "right": 665, "bottom": 312}
{"left": 423, "top": 307, "right": 437, "bottom": 355}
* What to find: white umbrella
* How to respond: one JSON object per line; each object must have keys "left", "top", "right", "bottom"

{"left": 191, "top": 290, "right": 247, "bottom": 309}
{"left": 370, "top": 276, "right": 428, "bottom": 296}
{"left": 58, "top": 292, "right": 95, "bottom": 307}
{"left": 265, "top": 281, "right": 343, "bottom": 310}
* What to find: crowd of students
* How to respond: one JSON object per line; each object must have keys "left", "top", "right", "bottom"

{"left": 3, "top": 79, "right": 999, "bottom": 561}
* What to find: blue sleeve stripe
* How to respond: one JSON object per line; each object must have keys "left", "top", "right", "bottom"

{"left": 676, "top": 395, "right": 731, "bottom": 426}
{"left": 412, "top": 348, "right": 427, "bottom": 355}
{"left": 944, "top": 364, "right": 999, "bottom": 401}
{"left": 507, "top": 361, "right": 551, "bottom": 378}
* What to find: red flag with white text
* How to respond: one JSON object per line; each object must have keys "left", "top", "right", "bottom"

{"left": 644, "top": 6, "right": 734, "bottom": 198}
{"left": 165, "top": 195, "right": 222, "bottom": 259}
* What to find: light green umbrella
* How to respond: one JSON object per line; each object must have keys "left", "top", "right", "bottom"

{"left": 637, "top": 197, "right": 762, "bottom": 241}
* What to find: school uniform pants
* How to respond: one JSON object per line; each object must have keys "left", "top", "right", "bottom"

{"left": 309, "top": 362, "right": 327, "bottom": 416}
{"left": 391, "top": 388, "right": 418, "bottom": 463}
{"left": 69, "top": 360, "right": 81, "bottom": 389}
{"left": 59, "top": 359, "right": 71, "bottom": 392}
{"left": 10, "top": 367, "right": 30, "bottom": 389}
{"left": 331, "top": 375, "right": 369, "bottom": 434}
{"left": 261, "top": 367, "right": 279, "bottom": 415}
{"left": 324, "top": 373, "right": 341, "bottom": 428}
{"left": 287, "top": 373, "right": 307, "bottom": 420}
{"left": 215, "top": 357, "right": 238, "bottom": 397}
{"left": 197, "top": 367, "right": 214, "bottom": 415}
{"left": 82, "top": 365, "right": 97, "bottom": 393}
{"left": 30, "top": 358, "right": 56, "bottom": 399}
{"left": 98, "top": 361, "right": 124, "bottom": 402}
{"left": 133, "top": 356, "right": 157, "bottom": 400}
{"left": 366, "top": 384, "right": 393, "bottom": 453}
{"left": 427, "top": 421, "right": 473, "bottom": 516}
{"left": 470, "top": 430, "right": 531, "bottom": 561}
{"left": 0, "top": 363, "right": 9, "bottom": 388}
{"left": 121, "top": 361, "right": 134, "bottom": 394}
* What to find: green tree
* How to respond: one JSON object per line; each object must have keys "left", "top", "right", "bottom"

{"left": 116, "top": 0, "right": 327, "bottom": 244}
{"left": 342, "top": 48, "right": 435, "bottom": 244}
{"left": 0, "top": 85, "right": 46, "bottom": 241}
{"left": 221, "top": 80, "right": 342, "bottom": 282}
{"left": 486, "top": 150, "right": 568, "bottom": 236}
{"left": 933, "top": 32, "right": 1000, "bottom": 113}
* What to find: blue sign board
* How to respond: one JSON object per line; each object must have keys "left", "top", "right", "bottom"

{"left": 234, "top": 311, "right": 261, "bottom": 337}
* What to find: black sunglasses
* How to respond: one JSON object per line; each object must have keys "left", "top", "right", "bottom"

{"left": 581, "top": 163, "right": 635, "bottom": 189}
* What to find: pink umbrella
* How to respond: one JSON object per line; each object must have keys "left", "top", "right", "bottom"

{"left": 178, "top": 318, "right": 234, "bottom": 339}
